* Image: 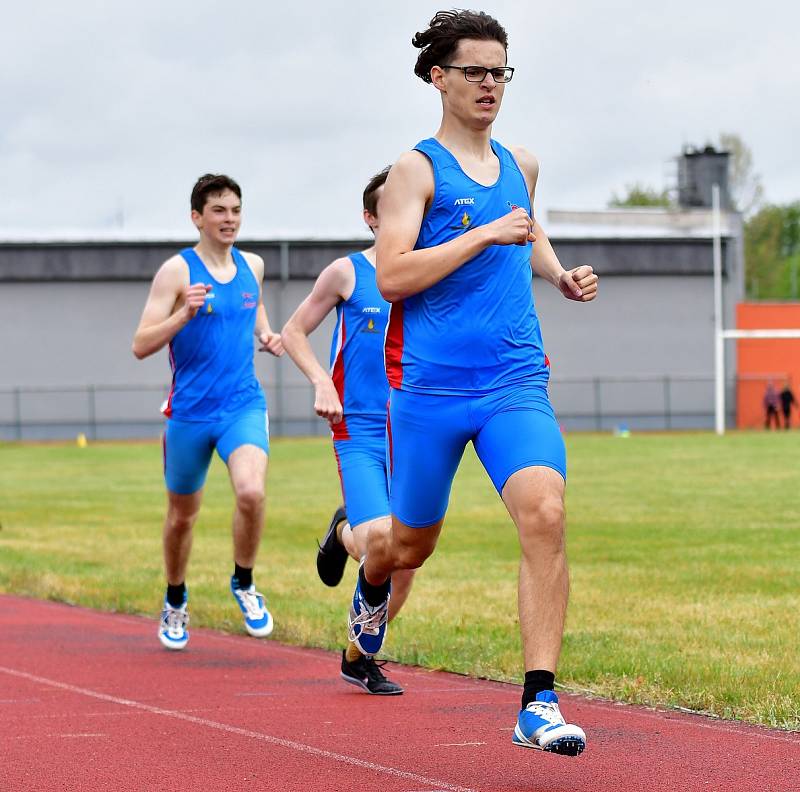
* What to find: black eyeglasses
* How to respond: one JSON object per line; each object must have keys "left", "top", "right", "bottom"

{"left": 441, "top": 65, "right": 515, "bottom": 83}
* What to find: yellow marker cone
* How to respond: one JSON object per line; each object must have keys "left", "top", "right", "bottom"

{"left": 76, "top": 433, "right": 88, "bottom": 448}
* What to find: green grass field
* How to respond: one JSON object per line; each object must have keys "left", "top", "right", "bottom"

{"left": 1, "top": 432, "right": 798, "bottom": 729}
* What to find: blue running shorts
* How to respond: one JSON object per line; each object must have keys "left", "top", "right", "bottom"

{"left": 332, "top": 415, "right": 390, "bottom": 530}
{"left": 163, "top": 406, "right": 269, "bottom": 495}
{"left": 388, "top": 383, "right": 565, "bottom": 528}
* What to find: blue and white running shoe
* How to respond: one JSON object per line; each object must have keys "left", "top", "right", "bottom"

{"left": 231, "top": 577, "right": 274, "bottom": 637}
{"left": 513, "top": 690, "right": 586, "bottom": 756}
{"left": 158, "top": 593, "right": 189, "bottom": 651}
{"left": 347, "top": 565, "right": 390, "bottom": 657}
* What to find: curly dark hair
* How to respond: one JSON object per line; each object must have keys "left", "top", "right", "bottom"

{"left": 412, "top": 9, "right": 508, "bottom": 84}
{"left": 363, "top": 166, "right": 391, "bottom": 217}
{"left": 190, "top": 173, "right": 242, "bottom": 213}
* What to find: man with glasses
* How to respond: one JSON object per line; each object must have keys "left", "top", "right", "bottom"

{"left": 346, "top": 10, "right": 598, "bottom": 755}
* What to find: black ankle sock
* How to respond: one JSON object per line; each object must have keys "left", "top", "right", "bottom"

{"left": 522, "top": 669, "right": 556, "bottom": 709}
{"left": 233, "top": 563, "right": 253, "bottom": 590}
{"left": 166, "top": 582, "right": 186, "bottom": 608}
{"left": 358, "top": 565, "right": 390, "bottom": 607}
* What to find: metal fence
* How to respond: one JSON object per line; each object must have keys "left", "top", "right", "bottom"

{"left": 548, "top": 375, "right": 735, "bottom": 432}
{"left": 0, "top": 376, "right": 736, "bottom": 442}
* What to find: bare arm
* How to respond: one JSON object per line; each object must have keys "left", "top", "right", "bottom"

{"left": 131, "top": 256, "right": 210, "bottom": 359}
{"left": 512, "top": 146, "right": 598, "bottom": 302}
{"left": 242, "top": 252, "right": 283, "bottom": 356}
{"left": 281, "top": 258, "right": 354, "bottom": 424}
{"left": 376, "top": 151, "right": 537, "bottom": 302}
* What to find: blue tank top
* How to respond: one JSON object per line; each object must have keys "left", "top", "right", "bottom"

{"left": 329, "top": 252, "right": 390, "bottom": 437}
{"left": 384, "top": 138, "right": 549, "bottom": 395}
{"left": 164, "top": 247, "right": 266, "bottom": 421}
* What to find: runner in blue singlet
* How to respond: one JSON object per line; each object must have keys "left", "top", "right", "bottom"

{"left": 282, "top": 168, "right": 414, "bottom": 695}
{"left": 132, "top": 174, "right": 284, "bottom": 651}
{"left": 346, "top": 11, "right": 599, "bottom": 755}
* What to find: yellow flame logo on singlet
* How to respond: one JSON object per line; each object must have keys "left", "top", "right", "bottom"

{"left": 368, "top": 319, "right": 375, "bottom": 330}
{"left": 461, "top": 211, "right": 471, "bottom": 227}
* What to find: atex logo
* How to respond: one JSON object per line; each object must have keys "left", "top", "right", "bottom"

{"left": 362, "top": 307, "right": 381, "bottom": 314}
{"left": 454, "top": 197, "right": 475, "bottom": 206}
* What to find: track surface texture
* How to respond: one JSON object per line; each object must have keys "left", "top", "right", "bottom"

{"left": 1, "top": 596, "right": 797, "bottom": 791}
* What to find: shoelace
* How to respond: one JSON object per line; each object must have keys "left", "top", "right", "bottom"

{"left": 163, "top": 607, "right": 189, "bottom": 634}
{"left": 362, "top": 656, "right": 390, "bottom": 683}
{"left": 348, "top": 600, "right": 388, "bottom": 641}
{"left": 236, "top": 589, "right": 266, "bottom": 620}
{"left": 525, "top": 700, "right": 565, "bottom": 726}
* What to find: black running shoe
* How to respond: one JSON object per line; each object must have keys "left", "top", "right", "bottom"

{"left": 340, "top": 650, "right": 404, "bottom": 695}
{"left": 316, "top": 506, "right": 349, "bottom": 587}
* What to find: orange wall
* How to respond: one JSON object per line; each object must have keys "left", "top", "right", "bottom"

{"left": 736, "top": 303, "right": 800, "bottom": 428}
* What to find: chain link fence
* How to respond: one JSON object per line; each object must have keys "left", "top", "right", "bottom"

{"left": 0, "top": 376, "right": 738, "bottom": 442}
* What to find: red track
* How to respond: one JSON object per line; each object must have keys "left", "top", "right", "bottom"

{"left": 1, "top": 596, "right": 797, "bottom": 791}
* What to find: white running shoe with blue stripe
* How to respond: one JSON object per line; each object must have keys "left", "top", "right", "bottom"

{"left": 513, "top": 690, "right": 586, "bottom": 756}
{"left": 158, "top": 594, "right": 189, "bottom": 651}
{"left": 347, "top": 565, "right": 390, "bottom": 657}
{"left": 231, "top": 577, "right": 274, "bottom": 637}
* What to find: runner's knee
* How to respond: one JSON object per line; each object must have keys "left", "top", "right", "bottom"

{"left": 235, "top": 484, "right": 264, "bottom": 516}
{"left": 393, "top": 534, "right": 436, "bottom": 569}
{"left": 166, "top": 505, "right": 200, "bottom": 534}
{"left": 517, "top": 497, "right": 565, "bottom": 549}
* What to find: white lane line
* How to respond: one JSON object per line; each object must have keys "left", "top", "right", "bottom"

{"left": 435, "top": 742, "right": 486, "bottom": 747}
{"left": 234, "top": 692, "right": 280, "bottom": 697}
{"left": 7, "top": 707, "right": 218, "bottom": 721}
{"left": 0, "top": 666, "right": 478, "bottom": 792}
{"left": 50, "top": 733, "right": 107, "bottom": 738}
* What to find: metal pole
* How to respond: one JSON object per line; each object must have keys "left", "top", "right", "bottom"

{"left": 593, "top": 378, "right": 602, "bottom": 431}
{"left": 713, "top": 184, "right": 725, "bottom": 435}
{"left": 88, "top": 385, "right": 97, "bottom": 441}
{"left": 664, "top": 376, "right": 671, "bottom": 430}
{"left": 13, "top": 387, "right": 22, "bottom": 441}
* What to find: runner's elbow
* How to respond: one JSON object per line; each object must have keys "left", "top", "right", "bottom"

{"left": 132, "top": 336, "right": 153, "bottom": 359}
{"left": 376, "top": 267, "right": 405, "bottom": 303}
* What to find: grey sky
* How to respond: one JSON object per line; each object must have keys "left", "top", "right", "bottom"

{"left": 2, "top": 0, "right": 798, "bottom": 236}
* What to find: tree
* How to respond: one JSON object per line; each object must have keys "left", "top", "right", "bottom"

{"left": 719, "top": 132, "right": 764, "bottom": 217}
{"left": 745, "top": 202, "right": 800, "bottom": 299}
{"left": 608, "top": 183, "right": 671, "bottom": 208}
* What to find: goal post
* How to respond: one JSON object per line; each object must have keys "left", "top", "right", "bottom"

{"left": 712, "top": 185, "right": 800, "bottom": 434}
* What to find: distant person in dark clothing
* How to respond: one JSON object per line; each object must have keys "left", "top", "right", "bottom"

{"left": 779, "top": 382, "right": 797, "bottom": 429}
{"left": 764, "top": 382, "right": 781, "bottom": 429}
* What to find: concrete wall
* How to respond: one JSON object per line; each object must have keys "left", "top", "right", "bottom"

{"left": 0, "top": 278, "right": 335, "bottom": 439}
{"left": 0, "top": 233, "right": 742, "bottom": 437}
{"left": 0, "top": 272, "right": 729, "bottom": 438}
